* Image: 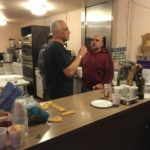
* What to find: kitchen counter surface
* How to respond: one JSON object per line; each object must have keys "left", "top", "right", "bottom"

{"left": 0, "top": 74, "right": 23, "bottom": 80}
{"left": 0, "top": 79, "right": 30, "bottom": 88}
{"left": 0, "top": 74, "right": 29, "bottom": 88}
{"left": 8, "top": 90, "right": 150, "bottom": 150}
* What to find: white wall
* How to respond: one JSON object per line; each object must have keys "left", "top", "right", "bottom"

{"left": 112, "top": 0, "right": 129, "bottom": 48}
{"left": 0, "top": 24, "right": 21, "bottom": 52}
{"left": 113, "top": 0, "right": 150, "bottom": 62}
{"left": 128, "top": 0, "right": 150, "bottom": 61}
{"left": 66, "top": 9, "right": 81, "bottom": 55}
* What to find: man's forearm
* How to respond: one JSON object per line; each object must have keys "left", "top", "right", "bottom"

{"left": 63, "top": 55, "right": 83, "bottom": 77}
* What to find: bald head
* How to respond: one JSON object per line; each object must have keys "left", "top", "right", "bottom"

{"left": 51, "top": 20, "right": 70, "bottom": 43}
{"left": 90, "top": 34, "right": 103, "bottom": 52}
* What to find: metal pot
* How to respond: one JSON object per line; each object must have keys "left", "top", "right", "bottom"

{"left": 3, "top": 53, "right": 13, "bottom": 62}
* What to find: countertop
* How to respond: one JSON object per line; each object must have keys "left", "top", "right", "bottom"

{"left": 0, "top": 74, "right": 29, "bottom": 88}
{"left": 13, "top": 90, "right": 150, "bottom": 150}
{"left": 0, "top": 74, "right": 23, "bottom": 80}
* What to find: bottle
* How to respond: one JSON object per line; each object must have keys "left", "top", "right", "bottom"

{"left": 117, "top": 68, "right": 123, "bottom": 86}
{"left": 136, "top": 68, "right": 145, "bottom": 99}
{"left": 117, "top": 70, "right": 121, "bottom": 86}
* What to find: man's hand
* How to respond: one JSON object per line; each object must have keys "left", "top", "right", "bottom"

{"left": 78, "top": 45, "right": 87, "bottom": 58}
{"left": 92, "top": 84, "right": 104, "bottom": 90}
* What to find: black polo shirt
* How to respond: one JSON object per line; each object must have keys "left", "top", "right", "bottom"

{"left": 45, "top": 41, "right": 73, "bottom": 99}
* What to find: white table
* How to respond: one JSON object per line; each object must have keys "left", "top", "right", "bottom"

{"left": 0, "top": 79, "right": 29, "bottom": 88}
{"left": 0, "top": 74, "right": 30, "bottom": 93}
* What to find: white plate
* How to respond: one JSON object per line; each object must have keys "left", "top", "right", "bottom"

{"left": 121, "top": 96, "right": 138, "bottom": 101}
{"left": 91, "top": 99, "right": 113, "bottom": 108}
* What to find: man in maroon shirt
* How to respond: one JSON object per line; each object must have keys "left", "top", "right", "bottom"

{"left": 81, "top": 33, "right": 114, "bottom": 92}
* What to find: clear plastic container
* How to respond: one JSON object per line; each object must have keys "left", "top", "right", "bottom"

{"left": 12, "top": 98, "right": 29, "bottom": 137}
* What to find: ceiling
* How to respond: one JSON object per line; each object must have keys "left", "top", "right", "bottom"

{"left": 0, "top": 0, "right": 110, "bottom": 24}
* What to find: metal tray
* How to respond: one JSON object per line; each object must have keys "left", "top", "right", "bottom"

{"left": 121, "top": 97, "right": 138, "bottom": 105}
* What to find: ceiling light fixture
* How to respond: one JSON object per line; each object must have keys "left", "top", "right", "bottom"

{"left": 29, "top": 0, "right": 49, "bottom": 16}
{"left": 22, "top": 0, "right": 54, "bottom": 16}
{"left": 31, "top": 5, "right": 47, "bottom": 16}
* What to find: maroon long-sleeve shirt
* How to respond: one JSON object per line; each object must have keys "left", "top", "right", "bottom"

{"left": 82, "top": 48, "right": 114, "bottom": 87}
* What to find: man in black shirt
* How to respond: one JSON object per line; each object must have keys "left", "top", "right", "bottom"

{"left": 45, "top": 20, "right": 87, "bottom": 100}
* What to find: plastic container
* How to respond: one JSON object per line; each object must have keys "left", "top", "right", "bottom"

{"left": 12, "top": 98, "right": 29, "bottom": 137}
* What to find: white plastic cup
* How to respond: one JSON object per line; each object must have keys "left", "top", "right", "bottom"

{"left": 114, "top": 86, "right": 123, "bottom": 96}
{"left": 120, "top": 84, "right": 130, "bottom": 98}
{"left": 112, "top": 93, "right": 121, "bottom": 106}
{"left": 8, "top": 124, "right": 25, "bottom": 148}
{"left": 0, "top": 127, "right": 7, "bottom": 148}
{"left": 129, "top": 86, "right": 138, "bottom": 99}
{"left": 77, "top": 67, "right": 82, "bottom": 78}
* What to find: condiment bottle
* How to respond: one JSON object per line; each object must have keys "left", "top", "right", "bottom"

{"left": 136, "top": 68, "right": 145, "bottom": 99}
{"left": 117, "top": 68, "right": 124, "bottom": 86}
{"left": 117, "top": 70, "right": 121, "bottom": 86}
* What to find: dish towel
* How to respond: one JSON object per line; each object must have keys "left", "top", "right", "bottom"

{"left": 0, "top": 82, "right": 23, "bottom": 112}
{"left": 0, "top": 82, "right": 15, "bottom": 105}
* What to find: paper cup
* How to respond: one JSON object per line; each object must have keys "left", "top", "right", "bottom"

{"left": 120, "top": 84, "right": 130, "bottom": 98}
{"left": 0, "top": 127, "right": 7, "bottom": 148}
{"left": 112, "top": 93, "right": 121, "bottom": 106}
{"left": 129, "top": 86, "right": 138, "bottom": 99}
{"left": 8, "top": 124, "right": 25, "bottom": 148}
{"left": 114, "top": 86, "right": 123, "bottom": 96}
